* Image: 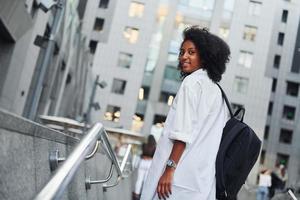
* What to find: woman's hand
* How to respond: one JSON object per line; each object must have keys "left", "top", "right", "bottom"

{"left": 157, "top": 167, "right": 175, "bottom": 199}
{"left": 157, "top": 140, "right": 185, "bottom": 199}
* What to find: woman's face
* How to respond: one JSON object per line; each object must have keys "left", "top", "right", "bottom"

{"left": 179, "top": 40, "right": 201, "bottom": 73}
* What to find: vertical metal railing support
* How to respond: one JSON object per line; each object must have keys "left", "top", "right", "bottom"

{"left": 85, "top": 128, "right": 132, "bottom": 189}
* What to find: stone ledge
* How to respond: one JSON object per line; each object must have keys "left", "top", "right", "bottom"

{"left": 0, "top": 108, "right": 78, "bottom": 145}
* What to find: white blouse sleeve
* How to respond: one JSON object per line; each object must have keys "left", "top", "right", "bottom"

{"left": 168, "top": 80, "right": 202, "bottom": 144}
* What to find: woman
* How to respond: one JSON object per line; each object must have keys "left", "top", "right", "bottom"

{"left": 140, "top": 26, "right": 230, "bottom": 200}
{"left": 133, "top": 135, "right": 157, "bottom": 200}
{"left": 256, "top": 168, "right": 272, "bottom": 200}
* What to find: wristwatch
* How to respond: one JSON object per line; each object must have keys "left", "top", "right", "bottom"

{"left": 166, "top": 159, "right": 177, "bottom": 169}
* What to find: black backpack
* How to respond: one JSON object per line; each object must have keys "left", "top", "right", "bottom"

{"left": 215, "top": 84, "right": 262, "bottom": 200}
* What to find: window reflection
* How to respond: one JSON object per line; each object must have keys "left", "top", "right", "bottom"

{"left": 233, "top": 76, "right": 249, "bottom": 94}
{"left": 104, "top": 105, "right": 121, "bottom": 122}
{"left": 129, "top": 2, "right": 145, "bottom": 18}
{"left": 123, "top": 27, "right": 139, "bottom": 43}
{"left": 248, "top": 0, "right": 262, "bottom": 16}
{"left": 243, "top": 25, "right": 257, "bottom": 41}
{"left": 238, "top": 50, "right": 253, "bottom": 68}
{"left": 118, "top": 52, "right": 133, "bottom": 68}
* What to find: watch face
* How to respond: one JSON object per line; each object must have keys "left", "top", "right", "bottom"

{"left": 166, "top": 159, "right": 176, "bottom": 168}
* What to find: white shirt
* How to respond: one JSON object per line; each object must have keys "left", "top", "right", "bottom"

{"left": 135, "top": 159, "right": 153, "bottom": 194}
{"left": 258, "top": 174, "right": 272, "bottom": 187}
{"left": 141, "top": 69, "right": 229, "bottom": 200}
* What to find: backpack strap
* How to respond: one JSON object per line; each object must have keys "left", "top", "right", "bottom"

{"left": 216, "top": 83, "right": 234, "bottom": 118}
{"left": 233, "top": 107, "right": 245, "bottom": 122}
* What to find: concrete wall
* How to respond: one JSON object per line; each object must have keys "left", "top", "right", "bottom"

{"left": 0, "top": 1, "right": 50, "bottom": 116}
{"left": 0, "top": 38, "right": 14, "bottom": 94}
{"left": 0, "top": 108, "right": 134, "bottom": 200}
{"left": 0, "top": 0, "right": 33, "bottom": 41}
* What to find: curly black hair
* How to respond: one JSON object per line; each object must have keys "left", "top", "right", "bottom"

{"left": 178, "top": 26, "right": 230, "bottom": 82}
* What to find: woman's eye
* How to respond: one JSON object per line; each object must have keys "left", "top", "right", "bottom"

{"left": 188, "top": 51, "right": 195, "bottom": 55}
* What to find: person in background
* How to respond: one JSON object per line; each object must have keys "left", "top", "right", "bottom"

{"left": 257, "top": 168, "right": 272, "bottom": 200}
{"left": 133, "top": 135, "right": 157, "bottom": 200}
{"left": 269, "top": 163, "right": 289, "bottom": 198}
{"left": 275, "top": 164, "right": 288, "bottom": 190}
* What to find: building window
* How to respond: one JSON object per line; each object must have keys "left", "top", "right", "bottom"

{"left": 272, "top": 78, "right": 277, "bottom": 92}
{"left": 138, "top": 86, "right": 150, "bottom": 100}
{"left": 93, "top": 18, "right": 105, "bottom": 31}
{"left": 243, "top": 25, "right": 257, "bottom": 41}
{"left": 233, "top": 76, "right": 249, "bottom": 94}
{"left": 219, "top": 27, "right": 230, "bottom": 40}
{"left": 279, "top": 129, "right": 293, "bottom": 144}
{"left": 264, "top": 125, "right": 269, "bottom": 140}
{"left": 248, "top": 0, "right": 262, "bottom": 16}
{"left": 129, "top": 2, "right": 145, "bottom": 18}
{"left": 291, "top": 58, "right": 300, "bottom": 73}
{"left": 276, "top": 153, "right": 289, "bottom": 167}
{"left": 131, "top": 113, "right": 144, "bottom": 132}
{"left": 168, "top": 52, "right": 178, "bottom": 62}
{"left": 286, "top": 81, "right": 299, "bottom": 97}
{"left": 99, "top": 0, "right": 109, "bottom": 8}
{"left": 144, "top": 87, "right": 150, "bottom": 100}
{"left": 223, "top": 0, "right": 235, "bottom": 20}
{"left": 123, "top": 27, "right": 139, "bottom": 44}
{"left": 277, "top": 32, "right": 285, "bottom": 46}
{"left": 281, "top": 10, "right": 288, "bottom": 23}
{"left": 117, "top": 52, "right": 133, "bottom": 68}
{"left": 89, "top": 40, "right": 98, "bottom": 54}
{"left": 66, "top": 74, "right": 72, "bottom": 85}
{"left": 153, "top": 114, "right": 166, "bottom": 125}
{"left": 268, "top": 102, "right": 273, "bottom": 115}
{"left": 104, "top": 105, "right": 121, "bottom": 122}
{"left": 138, "top": 88, "right": 144, "bottom": 101}
{"left": 159, "top": 91, "right": 176, "bottom": 106}
{"left": 238, "top": 50, "right": 253, "bottom": 68}
{"left": 111, "top": 79, "right": 126, "bottom": 94}
{"left": 164, "top": 65, "right": 181, "bottom": 81}
{"left": 273, "top": 55, "right": 281, "bottom": 69}
{"left": 282, "top": 105, "right": 296, "bottom": 120}
{"left": 260, "top": 150, "right": 266, "bottom": 165}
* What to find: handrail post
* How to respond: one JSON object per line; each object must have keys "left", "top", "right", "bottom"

{"left": 100, "top": 130, "right": 122, "bottom": 176}
{"left": 102, "top": 144, "right": 132, "bottom": 189}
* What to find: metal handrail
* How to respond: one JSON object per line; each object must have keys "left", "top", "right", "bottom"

{"left": 102, "top": 144, "right": 132, "bottom": 189}
{"left": 85, "top": 145, "right": 132, "bottom": 189}
{"left": 288, "top": 189, "right": 298, "bottom": 200}
{"left": 119, "top": 144, "right": 132, "bottom": 173}
{"left": 85, "top": 162, "right": 114, "bottom": 190}
{"left": 100, "top": 129, "right": 122, "bottom": 176}
{"left": 85, "top": 140, "right": 100, "bottom": 160}
{"left": 49, "top": 140, "right": 101, "bottom": 171}
{"left": 85, "top": 127, "right": 133, "bottom": 189}
{"left": 34, "top": 123, "right": 124, "bottom": 200}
